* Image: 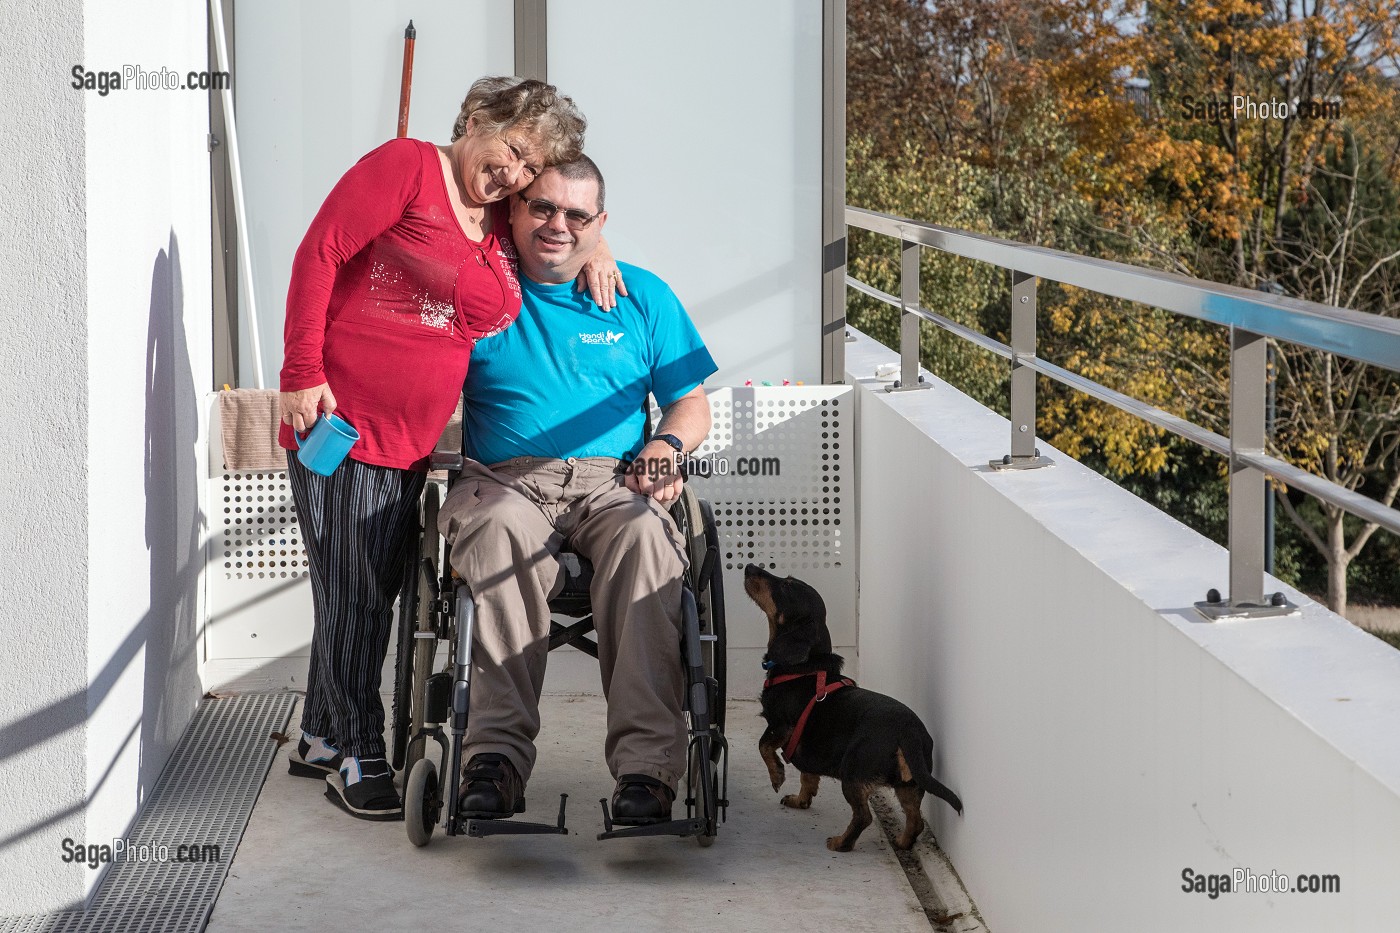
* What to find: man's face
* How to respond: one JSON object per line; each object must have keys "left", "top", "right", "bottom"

{"left": 510, "top": 169, "right": 607, "bottom": 284}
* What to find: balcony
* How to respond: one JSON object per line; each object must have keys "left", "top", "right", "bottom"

{"left": 4, "top": 1, "right": 1400, "bottom": 931}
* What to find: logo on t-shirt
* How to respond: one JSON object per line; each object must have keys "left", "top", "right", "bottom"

{"left": 579, "top": 330, "right": 625, "bottom": 345}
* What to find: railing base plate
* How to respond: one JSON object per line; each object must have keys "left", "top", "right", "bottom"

{"left": 1194, "top": 597, "right": 1300, "bottom": 621}
{"left": 885, "top": 377, "right": 932, "bottom": 393}
{"left": 988, "top": 454, "right": 1054, "bottom": 472}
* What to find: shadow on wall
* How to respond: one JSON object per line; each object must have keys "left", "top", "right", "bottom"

{"left": 0, "top": 232, "right": 205, "bottom": 860}
{"left": 141, "top": 229, "right": 203, "bottom": 795}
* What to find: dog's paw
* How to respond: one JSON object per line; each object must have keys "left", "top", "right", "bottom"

{"left": 780, "top": 794, "right": 811, "bottom": 809}
{"left": 766, "top": 765, "right": 786, "bottom": 792}
{"left": 825, "top": 835, "right": 856, "bottom": 852}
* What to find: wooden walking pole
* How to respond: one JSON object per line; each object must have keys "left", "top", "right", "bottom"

{"left": 397, "top": 20, "right": 416, "bottom": 138}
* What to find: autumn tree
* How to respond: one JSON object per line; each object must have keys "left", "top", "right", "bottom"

{"left": 1143, "top": 0, "right": 1400, "bottom": 613}
{"left": 846, "top": 0, "right": 1400, "bottom": 613}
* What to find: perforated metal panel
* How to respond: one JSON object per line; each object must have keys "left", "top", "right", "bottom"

{"left": 685, "top": 386, "right": 856, "bottom": 650}
{"left": 216, "top": 471, "right": 306, "bottom": 581}
{"left": 206, "top": 470, "right": 313, "bottom": 661}
{"left": 201, "top": 387, "right": 858, "bottom": 676}
{"left": 0, "top": 693, "right": 295, "bottom": 933}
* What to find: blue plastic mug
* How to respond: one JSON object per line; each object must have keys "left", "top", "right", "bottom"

{"left": 294, "top": 412, "right": 360, "bottom": 476}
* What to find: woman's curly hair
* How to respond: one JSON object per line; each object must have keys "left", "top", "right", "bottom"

{"left": 450, "top": 75, "right": 586, "bottom": 166}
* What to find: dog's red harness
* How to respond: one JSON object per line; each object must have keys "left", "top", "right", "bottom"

{"left": 763, "top": 670, "right": 856, "bottom": 762}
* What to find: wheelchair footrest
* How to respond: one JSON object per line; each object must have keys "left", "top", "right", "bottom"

{"left": 596, "top": 798, "right": 706, "bottom": 840}
{"left": 462, "top": 793, "right": 569, "bottom": 837}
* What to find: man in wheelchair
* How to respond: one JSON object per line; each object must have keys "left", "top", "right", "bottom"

{"left": 437, "top": 155, "right": 717, "bottom": 826}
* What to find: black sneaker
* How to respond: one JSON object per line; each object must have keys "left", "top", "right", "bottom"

{"left": 611, "top": 774, "right": 675, "bottom": 825}
{"left": 458, "top": 754, "right": 526, "bottom": 819}
{"left": 288, "top": 732, "right": 342, "bottom": 779}
{"left": 324, "top": 757, "right": 402, "bottom": 821}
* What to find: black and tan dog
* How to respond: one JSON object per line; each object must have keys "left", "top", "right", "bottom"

{"left": 744, "top": 564, "right": 963, "bottom": 851}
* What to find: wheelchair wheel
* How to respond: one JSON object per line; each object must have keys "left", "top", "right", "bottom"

{"left": 404, "top": 757, "right": 440, "bottom": 847}
{"left": 673, "top": 487, "right": 727, "bottom": 846}
{"left": 392, "top": 483, "right": 441, "bottom": 775}
{"left": 391, "top": 527, "right": 420, "bottom": 771}
{"left": 673, "top": 487, "right": 727, "bottom": 735}
{"left": 405, "top": 484, "right": 442, "bottom": 777}
{"left": 698, "top": 498, "right": 726, "bottom": 737}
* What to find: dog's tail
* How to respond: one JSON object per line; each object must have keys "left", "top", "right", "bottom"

{"left": 902, "top": 740, "right": 963, "bottom": 815}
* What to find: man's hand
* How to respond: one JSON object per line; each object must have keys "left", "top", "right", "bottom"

{"left": 280, "top": 382, "right": 337, "bottom": 434}
{"left": 623, "top": 440, "right": 684, "bottom": 504}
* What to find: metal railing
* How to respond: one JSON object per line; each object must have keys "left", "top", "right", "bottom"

{"left": 845, "top": 205, "right": 1400, "bottom": 620}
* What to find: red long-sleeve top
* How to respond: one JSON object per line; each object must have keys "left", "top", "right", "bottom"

{"left": 278, "top": 137, "right": 522, "bottom": 470}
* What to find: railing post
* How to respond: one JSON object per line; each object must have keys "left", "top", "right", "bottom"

{"left": 820, "top": 0, "right": 847, "bottom": 383}
{"left": 990, "top": 269, "right": 1052, "bottom": 470}
{"left": 1197, "top": 327, "right": 1295, "bottom": 619}
{"left": 886, "top": 238, "right": 931, "bottom": 393}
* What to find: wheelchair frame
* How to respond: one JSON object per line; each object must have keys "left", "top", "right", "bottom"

{"left": 391, "top": 453, "right": 729, "bottom": 847}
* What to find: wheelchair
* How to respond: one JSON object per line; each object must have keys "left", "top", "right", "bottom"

{"left": 389, "top": 434, "right": 729, "bottom": 847}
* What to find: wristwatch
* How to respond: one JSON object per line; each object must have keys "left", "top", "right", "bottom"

{"left": 652, "top": 432, "right": 685, "bottom": 454}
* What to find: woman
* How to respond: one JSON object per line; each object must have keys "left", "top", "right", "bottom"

{"left": 278, "top": 76, "right": 613, "bottom": 821}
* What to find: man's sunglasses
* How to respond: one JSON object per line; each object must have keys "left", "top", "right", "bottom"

{"left": 518, "top": 195, "right": 601, "bottom": 231}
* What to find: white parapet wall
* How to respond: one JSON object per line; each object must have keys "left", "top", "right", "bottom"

{"left": 0, "top": 0, "right": 212, "bottom": 916}
{"left": 846, "top": 330, "right": 1400, "bottom": 933}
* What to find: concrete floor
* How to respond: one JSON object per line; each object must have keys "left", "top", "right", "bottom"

{"left": 207, "top": 694, "right": 934, "bottom": 933}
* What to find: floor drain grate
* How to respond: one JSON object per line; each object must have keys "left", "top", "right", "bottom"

{"left": 0, "top": 692, "right": 295, "bottom": 933}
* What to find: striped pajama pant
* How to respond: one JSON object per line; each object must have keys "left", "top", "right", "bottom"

{"left": 286, "top": 451, "right": 425, "bottom": 758}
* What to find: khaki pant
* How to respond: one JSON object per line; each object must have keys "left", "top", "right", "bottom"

{"left": 438, "top": 457, "right": 689, "bottom": 789}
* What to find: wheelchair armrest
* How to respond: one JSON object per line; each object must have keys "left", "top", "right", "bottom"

{"left": 429, "top": 450, "right": 463, "bottom": 471}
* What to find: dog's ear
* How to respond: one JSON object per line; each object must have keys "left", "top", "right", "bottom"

{"left": 787, "top": 582, "right": 833, "bottom": 656}
{"left": 768, "top": 615, "right": 816, "bottom": 666}
{"left": 806, "top": 601, "right": 832, "bottom": 655}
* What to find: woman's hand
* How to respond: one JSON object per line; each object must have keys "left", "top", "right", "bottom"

{"left": 280, "top": 383, "right": 338, "bottom": 434}
{"left": 576, "top": 236, "right": 627, "bottom": 310}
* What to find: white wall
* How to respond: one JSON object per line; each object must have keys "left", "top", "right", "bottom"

{"left": 233, "top": 0, "right": 824, "bottom": 390}
{"left": 0, "top": 0, "right": 211, "bottom": 916}
{"left": 82, "top": 0, "right": 212, "bottom": 898}
{"left": 847, "top": 331, "right": 1400, "bottom": 933}
{"left": 234, "top": 0, "right": 515, "bottom": 389}
{"left": 549, "top": 0, "right": 824, "bottom": 387}
{"left": 0, "top": 0, "right": 91, "bottom": 914}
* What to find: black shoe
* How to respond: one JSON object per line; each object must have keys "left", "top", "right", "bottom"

{"left": 324, "top": 757, "right": 402, "bottom": 821}
{"left": 288, "top": 732, "right": 342, "bottom": 779}
{"left": 459, "top": 754, "right": 526, "bottom": 819}
{"left": 611, "top": 774, "right": 675, "bottom": 825}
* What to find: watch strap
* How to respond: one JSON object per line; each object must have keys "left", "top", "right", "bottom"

{"left": 653, "top": 432, "right": 685, "bottom": 453}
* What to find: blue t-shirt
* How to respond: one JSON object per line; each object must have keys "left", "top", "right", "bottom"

{"left": 463, "top": 261, "right": 718, "bottom": 464}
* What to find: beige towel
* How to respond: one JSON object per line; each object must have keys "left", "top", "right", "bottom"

{"left": 219, "top": 391, "right": 463, "bottom": 474}
{"left": 219, "top": 388, "right": 286, "bottom": 472}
